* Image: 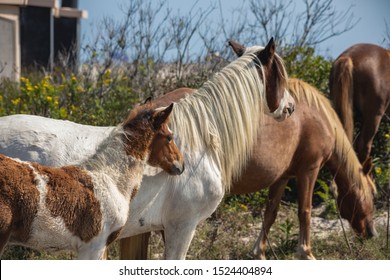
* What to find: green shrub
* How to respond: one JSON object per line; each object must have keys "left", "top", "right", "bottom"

{"left": 0, "top": 70, "right": 139, "bottom": 126}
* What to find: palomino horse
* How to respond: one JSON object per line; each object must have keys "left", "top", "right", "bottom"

{"left": 0, "top": 104, "right": 184, "bottom": 259}
{"left": 329, "top": 43, "right": 390, "bottom": 164}
{"left": 0, "top": 38, "right": 293, "bottom": 259}
{"left": 133, "top": 78, "right": 376, "bottom": 260}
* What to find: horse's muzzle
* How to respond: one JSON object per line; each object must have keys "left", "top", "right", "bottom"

{"left": 366, "top": 224, "right": 377, "bottom": 239}
{"left": 287, "top": 102, "right": 295, "bottom": 115}
{"left": 170, "top": 161, "right": 185, "bottom": 175}
{"left": 274, "top": 102, "right": 295, "bottom": 121}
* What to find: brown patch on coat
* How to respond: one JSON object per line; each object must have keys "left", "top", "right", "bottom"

{"left": 0, "top": 155, "right": 39, "bottom": 243}
{"left": 31, "top": 164, "right": 102, "bottom": 242}
{"left": 122, "top": 104, "right": 156, "bottom": 161}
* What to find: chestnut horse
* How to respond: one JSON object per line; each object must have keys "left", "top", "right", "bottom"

{"left": 0, "top": 104, "right": 184, "bottom": 259}
{"left": 0, "top": 39, "right": 293, "bottom": 259}
{"left": 329, "top": 43, "right": 390, "bottom": 164}
{"left": 243, "top": 79, "right": 376, "bottom": 259}
{"left": 130, "top": 78, "right": 376, "bottom": 260}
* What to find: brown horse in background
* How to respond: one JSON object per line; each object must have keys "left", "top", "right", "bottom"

{"left": 239, "top": 78, "right": 376, "bottom": 259}
{"left": 329, "top": 43, "right": 390, "bottom": 164}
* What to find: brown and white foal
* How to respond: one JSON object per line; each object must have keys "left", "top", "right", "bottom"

{"left": 0, "top": 103, "right": 184, "bottom": 259}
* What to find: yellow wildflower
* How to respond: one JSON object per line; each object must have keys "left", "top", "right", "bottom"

{"left": 11, "top": 98, "right": 21, "bottom": 105}
{"left": 76, "top": 86, "right": 84, "bottom": 93}
{"left": 59, "top": 108, "right": 68, "bottom": 118}
{"left": 239, "top": 204, "right": 248, "bottom": 211}
{"left": 42, "top": 80, "right": 50, "bottom": 89}
{"left": 46, "top": 96, "right": 53, "bottom": 102}
{"left": 375, "top": 167, "right": 382, "bottom": 175}
{"left": 103, "top": 79, "right": 111, "bottom": 86}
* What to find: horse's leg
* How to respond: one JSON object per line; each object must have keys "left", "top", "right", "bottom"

{"left": 355, "top": 110, "right": 385, "bottom": 163}
{"left": 163, "top": 222, "right": 198, "bottom": 260}
{"left": 0, "top": 229, "right": 11, "bottom": 257}
{"left": 101, "top": 247, "right": 108, "bottom": 259}
{"left": 253, "top": 179, "right": 288, "bottom": 259}
{"left": 78, "top": 244, "right": 107, "bottom": 260}
{"left": 0, "top": 204, "right": 12, "bottom": 256}
{"left": 296, "top": 167, "right": 320, "bottom": 260}
{"left": 120, "top": 233, "right": 150, "bottom": 259}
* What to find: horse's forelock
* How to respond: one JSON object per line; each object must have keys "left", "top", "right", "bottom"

{"left": 245, "top": 45, "right": 289, "bottom": 114}
{"left": 123, "top": 102, "right": 155, "bottom": 126}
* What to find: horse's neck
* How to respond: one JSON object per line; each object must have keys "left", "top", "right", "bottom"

{"left": 80, "top": 130, "right": 145, "bottom": 198}
{"left": 328, "top": 152, "right": 361, "bottom": 197}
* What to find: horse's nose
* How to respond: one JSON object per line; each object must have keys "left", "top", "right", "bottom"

{"left": 287, "top": 102, "right": 295, "bottom": 115}
{"left": 282, "top": 103, "right": 294, "bottom": 117}
{"left": 171, "top": 161, "right": 185, "bottom": 175}
{"left": 366, "top": 224, "right": 377, "bottom": 239}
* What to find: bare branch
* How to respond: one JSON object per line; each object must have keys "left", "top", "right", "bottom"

{"left": 293, "top": 0, "right": 360, "bottom": 47}
{"left": 248, "top": 0, "right": 295, "bottom": 47}
{"left": 168, "top": 3, "right": 216, "bottom": 80}
{"left": 384, "top": 19, "right": 390, "bottom": 48}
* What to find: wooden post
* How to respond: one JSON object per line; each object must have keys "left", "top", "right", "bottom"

{"left": 120, "top": 233, "right": 150, "bottom": 259}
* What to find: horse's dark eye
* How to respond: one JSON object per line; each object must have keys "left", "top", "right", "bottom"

{"left": 167, "top": 135, "right": 173, "bottom": 142}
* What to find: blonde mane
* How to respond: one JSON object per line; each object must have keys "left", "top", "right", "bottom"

{"left": 287, "top": 78, "right": 376, "bottom": 197}
{"left": 170, "top": 51, "right": 267, "bottom": 190}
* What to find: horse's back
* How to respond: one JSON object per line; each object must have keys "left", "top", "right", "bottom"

{"left": 0, "top": 114, "right": 113, "bottom": 166}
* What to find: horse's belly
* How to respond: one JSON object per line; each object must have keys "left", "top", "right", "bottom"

{"left": 230, "top": 160, "right": 288, "bottom": 194}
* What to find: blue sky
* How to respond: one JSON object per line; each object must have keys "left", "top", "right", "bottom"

{"left": 78, "top": 0, "right": 390, "bottom": 59}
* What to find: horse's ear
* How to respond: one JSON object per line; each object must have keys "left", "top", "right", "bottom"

{"left": 362, "top": 156, "right": 373, "bottom": 175}
{"left": 143, "top": 96, "right": 153, "bottom": 105}
{"left": 152, "top": 103, "right": 174, "bottom": 130}
{"left": 228, "top": 40, "right": 245, "bottom": 57}
{"left": 256, "top": 37, "right": 275, "bottom": 65}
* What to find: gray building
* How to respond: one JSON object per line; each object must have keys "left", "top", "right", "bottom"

{"left": 0, "top": 0, "right": 87, "bottom": 81}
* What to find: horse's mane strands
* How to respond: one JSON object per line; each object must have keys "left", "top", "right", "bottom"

{"left": 287, "top": 78, "right": 376, "bottom": 198}
{"left": 170, "top": 52, "right": 267, "bottom": 190}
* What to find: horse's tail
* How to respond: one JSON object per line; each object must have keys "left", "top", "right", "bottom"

{"left": 329, "top": 56, "right": 354, "bottom": 143}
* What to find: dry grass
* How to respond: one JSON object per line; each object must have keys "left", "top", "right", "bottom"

{"left": 3, "top": 201, "right": 389, "bottom": 260}
{"left": 146, "top": 202, "right": 390, "bottom": 260}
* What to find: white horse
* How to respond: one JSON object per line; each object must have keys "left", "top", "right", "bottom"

{"left": 0, "top": 39, "right": 293, "bottom": 259}
{"left": 0, "top": 104, "right": 184, "bottom": 259}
